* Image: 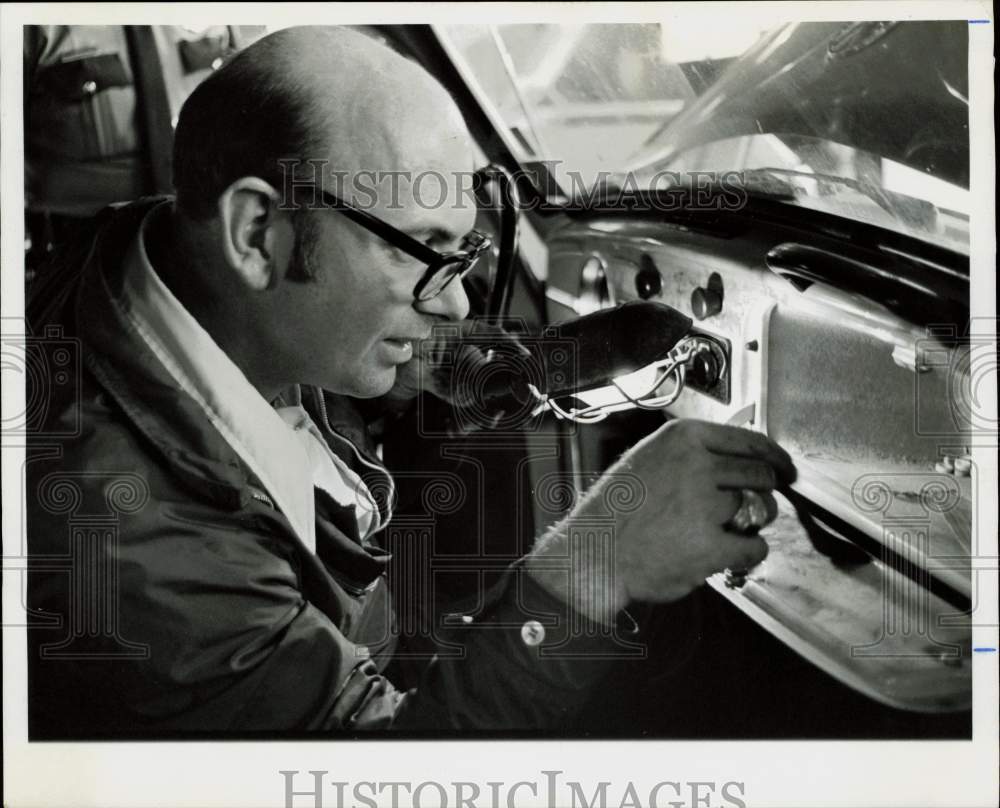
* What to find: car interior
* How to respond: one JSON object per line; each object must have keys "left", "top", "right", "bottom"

{"left": 24, "top": 20, "right": 976, "bottom": 738}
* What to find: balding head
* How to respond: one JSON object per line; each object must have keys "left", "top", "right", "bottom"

{"left": 158, "top": 27, "right": 478, "bottom": 401}
{"left": 173, "top": 26, "right": 474, "bottom": 219}
{"left": 281, "top": 27, "right": 470, "bottom": 170}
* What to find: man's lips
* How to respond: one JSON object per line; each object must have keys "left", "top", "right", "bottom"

{"left": 385, "top": 333, "right": 432, "bottom": 349}
{"left": 381, "top": 338, "right": 413, "bottom": 364}
{"left": 383, "top": 334, "right": 431, "bottom": 363}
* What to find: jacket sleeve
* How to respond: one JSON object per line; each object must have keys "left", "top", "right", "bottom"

{"left": 388, "top": 564, "right": 640, "bottom": 730}
{"left": 103, "top": 501, "right": 637, "bottom": 733}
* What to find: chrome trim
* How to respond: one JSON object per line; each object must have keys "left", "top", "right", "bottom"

{"left": 878, "top": 244, "right": 970, "bottom": 280}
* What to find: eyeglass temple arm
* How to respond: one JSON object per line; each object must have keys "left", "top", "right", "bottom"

{"left": 319, "top": 190, "right": 442, "bottom": 265}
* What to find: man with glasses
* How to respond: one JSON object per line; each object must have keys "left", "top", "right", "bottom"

{"left": 27, "top": 26, "right": 793, "bottom": 735}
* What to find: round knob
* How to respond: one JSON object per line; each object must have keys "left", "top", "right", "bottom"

{"left": 686, "top": 345, "right": 720, "bottom": 388}
{"left": 691, "top": 286, "right": 723, "bottom": 320}
{"left": 634, "top": 255, "right": 662, "bottom": 300}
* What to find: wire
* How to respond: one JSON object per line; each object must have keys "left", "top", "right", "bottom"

{"left": 529, "top": 338, "right": 700, "bottom": 423}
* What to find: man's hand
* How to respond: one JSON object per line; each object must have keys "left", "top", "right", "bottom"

{"left": 385, "top": 319, "right": 531, "bottom": 407}
{"left": 525, "top": 419, "right": 796, "bottom": 624}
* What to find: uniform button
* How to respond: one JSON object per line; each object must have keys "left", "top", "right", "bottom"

{"left": 521, "top": 620, "right": 545, "bottom": 646}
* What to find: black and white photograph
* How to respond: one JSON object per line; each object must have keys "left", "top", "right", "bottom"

{"left": 2, "top": 2, "right": 996, "bottom": 807}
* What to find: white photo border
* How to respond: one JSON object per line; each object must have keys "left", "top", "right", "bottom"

{"left": 3, "top": 3, "right": 996, "bottom": 807}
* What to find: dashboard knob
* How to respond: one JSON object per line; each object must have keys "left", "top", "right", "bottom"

{"left": 634, "top": 255, "right": 662, "bottom": 300}
{"left": 686, "top": 344, "right": 721, "bottom": 388}
{"left": 691, "top": 286, "right": 723, "bottom": 320}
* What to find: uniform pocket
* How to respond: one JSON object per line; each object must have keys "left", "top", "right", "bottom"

{"left": 31, "top": 51, "right": 137, "bottom": 161}
{"left": 38, "top": 51, "right": 132, "bottom": 100}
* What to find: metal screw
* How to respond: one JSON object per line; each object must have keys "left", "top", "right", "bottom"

{"left": 724, "top": 568, "right": 749, "bottom": 589}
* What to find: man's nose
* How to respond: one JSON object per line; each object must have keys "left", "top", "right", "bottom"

{"left": 415, "top": 276, "right": 470, "bottom": 322}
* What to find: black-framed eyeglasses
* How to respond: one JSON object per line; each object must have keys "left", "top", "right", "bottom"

{"left": 311, "top": 188, "right": 493, "bottom": 301}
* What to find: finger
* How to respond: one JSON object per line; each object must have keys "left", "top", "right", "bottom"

{"left": 714, "top": 488, "right": 744, "bottom": 526}
{"left": 490, "top": 334, "right": 533, "bottom": 359}
{"left": 443, "top": 345, "right": 494, "bottom": 405}
{"left": 462, "top": 320, "right": 533, "bottom": 357}
{"left": 712, "top": 457, "right": 778, "bottom": 491}
{"left": 695, "top": 487, "right": 743, "bottom": 529}
{"left": 712, "top": 533, "right": 769, "bottom": 574}
{"left": 759, "top": 490, "right": 779, "bottom": 526}
{"left": 700, "top": 424, "right": 797, "bottom": 485}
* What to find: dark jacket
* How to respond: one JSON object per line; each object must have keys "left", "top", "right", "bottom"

{"left": 25, "top": 199, "right": 622, "bottom": 737}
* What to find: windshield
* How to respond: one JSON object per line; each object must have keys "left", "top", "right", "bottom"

{"left": 436, "top": 21, "right": 970, "bottom": 253}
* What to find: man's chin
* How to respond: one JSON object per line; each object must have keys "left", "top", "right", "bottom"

{"left": 322, "top": 367, "right": 397, "bottom": 400}
{"left": 357, "top": 374, "right": 398, "bottom": 400}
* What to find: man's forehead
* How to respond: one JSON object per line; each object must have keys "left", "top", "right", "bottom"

{"left": 381, "top": 173, "right": 482, "bottom": 239}
{"left": 326, "top": 103, "right": 474, "bottom": 174}
{"left": 399, "top": 199, "right": 480, "bottom": 240}
{"left": 280, "top": 27, "right": 480, "bottom": 234}
{"left": 317, "top": 152, "right": 480, "bottom": 232}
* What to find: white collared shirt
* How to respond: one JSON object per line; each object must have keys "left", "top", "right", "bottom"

{"left": 113, "top": 204, "right": 382, "bottom": 553}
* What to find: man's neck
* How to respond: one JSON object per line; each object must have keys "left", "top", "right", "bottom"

{"left": 144, "top": 206, "right": 287, "bottom": 402}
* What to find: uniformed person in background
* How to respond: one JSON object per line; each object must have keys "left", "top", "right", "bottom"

{"left": 23, "top": 24, "right": 267, "bottom": 275}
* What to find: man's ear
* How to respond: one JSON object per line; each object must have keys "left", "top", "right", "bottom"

{"left": 216, "top": 177, "right": 293, "bottom": 291}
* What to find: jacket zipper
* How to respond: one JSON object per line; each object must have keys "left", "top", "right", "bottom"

{"left": 249, "top": 489, "right": 275, "bottom": 509}
{"left": 313, "top": 388, "right": 394, "bottom": 514}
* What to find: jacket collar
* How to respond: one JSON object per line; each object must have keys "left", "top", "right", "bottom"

{"left": 75, "top": 199, "right": 254, "bottom": 508}
{"left": 60, "top": 199, "right": 393, "bottom": 517}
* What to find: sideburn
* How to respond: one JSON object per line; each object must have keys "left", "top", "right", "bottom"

{"left": 287, "top": 210, "right": 323, "bottom": 282}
